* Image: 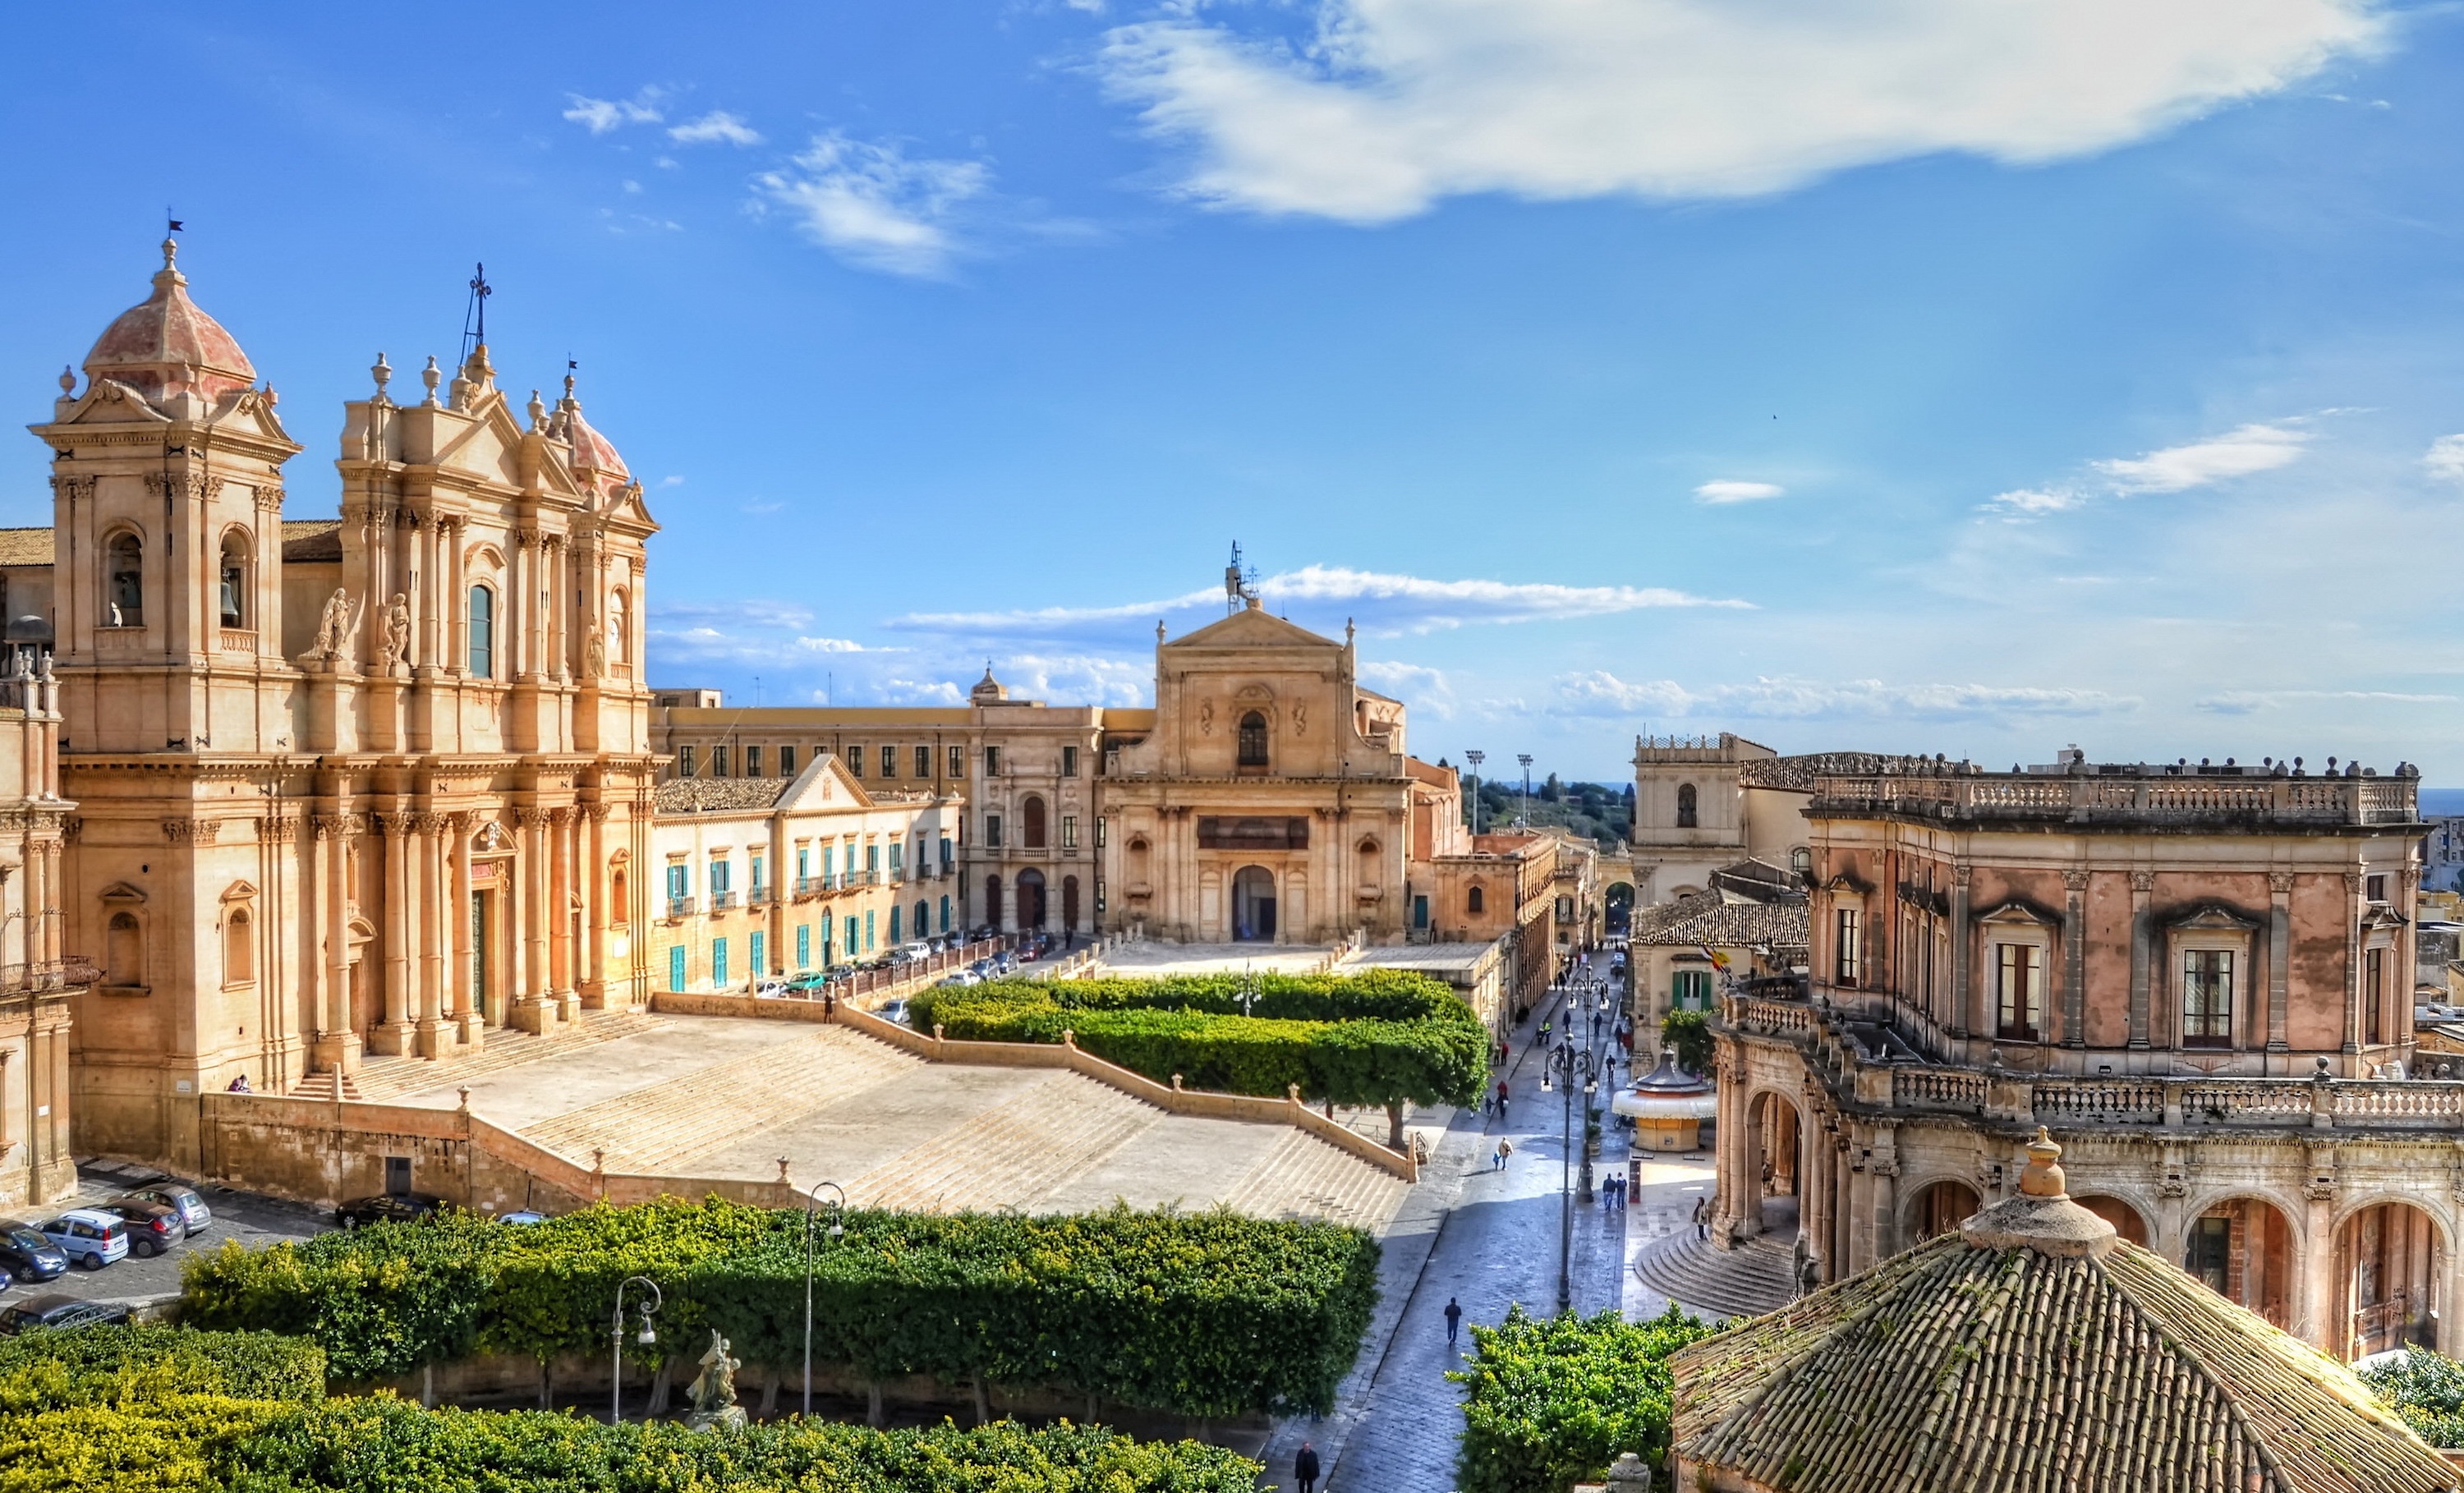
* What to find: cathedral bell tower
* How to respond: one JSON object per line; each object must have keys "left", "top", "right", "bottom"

{"left": 32, "top": 238, "right": 300, "bottom": 755}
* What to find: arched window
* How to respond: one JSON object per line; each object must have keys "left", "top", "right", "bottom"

{"left": 1676, "top": 783, "right": 1698, "bottom": 829}
{"left": 218, "top": 532, "right": 250, "bottom": 628}
{"left": 106, "top": 532, "right": 144, "bottom": 627}
{"left": 1468, "top": 884, "right": 1486, "bottom": 914}
{"left": 106, "top": 912, "right": 143, "bottom": 987}
{"left": 223, "top": 907, "right": 254, "bottom": 985}
{"left": 610, "top": 591, "right": 632, "bottom": 676}
{"left": 1023, "top": 796, "right": 1047, "bottom": 849}
{"left": 1791, "top": 847, "right": 1813, "bottom": 880}
{"left": 1237, "top": 711, "right": 1270, "bottom": 767}
{"left": 468, "top": 585, "right": 495, "bottom": 678}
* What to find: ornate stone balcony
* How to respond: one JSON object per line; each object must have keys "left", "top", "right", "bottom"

{"left": 1807, "top": 762, "right": 2418, "bottom": 829}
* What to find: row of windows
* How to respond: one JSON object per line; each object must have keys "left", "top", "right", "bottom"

{"left": 663, "top": 898, "right": 959, "bottom": 987}
{"left": 674, "top": 742, "right": 1084, "bottom": 782}
{"left": 981, "top": 802, "right": 1093, "bottom": 851}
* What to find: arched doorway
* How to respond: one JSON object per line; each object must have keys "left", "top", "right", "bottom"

{"left": 1604, "top": 883, "right": 1635, "bottom": 936}
{"left": 1016, "top": 869, "right": 1049, "bottom": 930}
{"left": 1913, "top": 1180, "right": 1981, "bottom": 1242}
{"left": 983, "top": 875, "right": 1003, "bottom": 932}
{"left": 2338, "top": 1201, "right": 2440, "bottom": 1358}
{"left": 1023, "top": 796, "right": 1047, "bottom": 849}
{"left": 1232, "top": 865, "right": 1276, "bottom": 941}
{"left": 2075, "top": 1195, "right": 2152, "bottom": 1247}
{"left": 2185, "top": 1197, "right": 2292, "bottom": 1329}
{"left": 1745, "top": 1091, "right": 1802, "bottom": 1238}
{"left": 1062, "top": 875, "right": 1081, "bottom": 932}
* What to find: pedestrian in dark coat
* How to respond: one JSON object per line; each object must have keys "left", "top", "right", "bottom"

{"left": 1295, "top": 1440, "right": 1322, "bottom": 1493}
{"left": 1444, "top": 1296, "right": 1464, "bottom": 1348}
{"left": 1691, "top": 1197, "right": 1708, "bottom": 1240}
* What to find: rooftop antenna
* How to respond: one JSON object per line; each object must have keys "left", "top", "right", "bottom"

{"left": 459, "top": 262, "right": 492, "bottom": 364}
{"left": 1225, "top": 542, "right": 1260, "bottom": 615}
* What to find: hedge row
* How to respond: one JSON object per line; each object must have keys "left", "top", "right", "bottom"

{"left": 910, "top": 972, "right": 1489, "bottom": 1109}
{"left": 1448, "top": 1305, "right": 1718, "bottom": 1493}
{"left": 0, "top": 1330, "right": 1257, "bottom": 1493}
{"left": 181, "top": 1199, "right": 1378, "bottom": 1418}
{"left": 2362, "top": 1348, "right": 2464, "bottom": 1447}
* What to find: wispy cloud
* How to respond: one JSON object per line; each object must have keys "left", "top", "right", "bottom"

{"left": 1357, "top": 659, "right": 1455, "bottom": 716}
{"left": 563, "top": 89, "right": 665, "bottom": 135}
{"left": 1986, "top": 486, "right": 2088, "bottom": 515}
{"left": 2426, "top": 434, "right": 2464, "bottom": 484}
{"left": 669, "top": 111, "right": 763, "bottom": 147}
{"left": 1093, "top": 0, "right": 2383, "bottom": 223}
{"left": 888, "top": 563, "right": 1748, "bottom": 641}
{"left": 752, "top": 132, "right": 991, "bottom": 278}
{"left": 2195, "top": 688, "right": 2457, "bottom": 714}
{"left": 2093, "top": 423, "right": 2312, "bottom": 493}
{"left": 1553, "top": 670, "right": 2132, "bottom": 721}
{"left": 1694, "top": 480, "right": 1784, "bottom": 505}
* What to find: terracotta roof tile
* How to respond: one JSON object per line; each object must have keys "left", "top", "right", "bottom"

{"left": 280, "top": 520, "right": 343, "bottom": 562}
{"left": 0, "top": 529, "right": 53, "bottom": 567}
{"left": 1632, "top": 894, "right": 1808, "bottom": 950}
{"left": 655, "top": 777, "right": 790, "bottom": 814}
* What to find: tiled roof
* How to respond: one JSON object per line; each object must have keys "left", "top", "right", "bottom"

{"left": 1672, "top": 1211, "right": 2452, "bottom": 1493}
{"left": 1632, "top": 894, "right": 1809, "bottom": 950}
{"left": 654, "top": 778, "right": 791, "bottom": 814}
{"left": 0, "top": 528, "right": 53, "bottom": 566}
{"left": 280, "top": 520, "right": 343, "bottom": 562}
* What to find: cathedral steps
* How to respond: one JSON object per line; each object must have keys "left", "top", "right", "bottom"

{"left": 845, "top": 1073, "right": 1162, "bottom": 1213}
{"left": 1629, "top": 1228, "right": 1796, "bottom": 1321}
{"left": 288, "top": 1070, "right": 365, "bottom": 1102}
{"left": 1221, "top": 1128, "right": 1413, "bottom": 1231}
{"left": 349, "top": 1010, "right": 670, "bottom": 1103}
{"left": 517, "top": 1027, "right": 918, "bottom": 1174}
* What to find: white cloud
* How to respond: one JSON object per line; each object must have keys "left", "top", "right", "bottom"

{"left": 1554, "top": 670, "right": 2131, "bottom": 720}
{"left": 1357, "top": 659, "right": 1455, "bottom": 716}
{"left": 752, "top": 133, "right": 991, "bottom": 278}
{"left": 2195, "top": 688, "right": 2456, "bottom": 714}
{"left": 669, "top": 111, "right": 764, "bottom": 147}
{"left": 1694, "top": 480, "right": 1784, "bottom": 505}
{"left": 1985, "top": 486, "right": 2087, "bottom": 515}
{"left": 563, "top": 90, "right": 665, "bottom": 135}
{"left": 2093, "top": 422, "right": 2312, "bottom": 493}
{"left": 880, "top": 678, "right": 968, "bottom": 705}
{"left": 2426, "top": 434, "right": 2464, "bottom": 483}
{"left": 1094, "top": 0, "right": 2383, "bottom": 222}
{"left": 887, "top": 563, "right": 1747, "bottom": 640}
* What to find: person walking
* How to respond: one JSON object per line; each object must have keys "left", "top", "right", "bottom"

{"left": 1494, "top": 1137, "right": 1514, "bottom": 1171}
{"left": 1444, "top": 1296, "right": 1464, "bottom": 1348}
{"left": 1691, "top": 1197, "right": 1708, "bottom": 1240}
{"left": 1294, "top": 1440, "right": 1321, "bottom": 1493}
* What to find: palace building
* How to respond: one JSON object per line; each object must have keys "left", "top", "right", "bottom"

{"left": 1712, "top": 751, "right": 2452, "bottom": 1362}
{"left": 26, "top": 241, "right": 660, "bottom": 1171}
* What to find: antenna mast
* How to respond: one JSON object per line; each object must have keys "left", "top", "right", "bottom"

{"left": 1225, "top": 542, "right": 1259, "bottom": 614}
{"left": 459, "top": 263, "right": 492, "bottom": 364}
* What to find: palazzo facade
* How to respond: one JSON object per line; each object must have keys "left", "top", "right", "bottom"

{"left": 32, "top": 241, "right": 658, "bottom": 1169}
{"left": 1712, "top": 751, "right": 2459, "bottom": 1361}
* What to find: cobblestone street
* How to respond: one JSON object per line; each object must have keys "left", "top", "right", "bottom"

{"left": 1257, "top": 951, "right": 1714, "bottom": 1493}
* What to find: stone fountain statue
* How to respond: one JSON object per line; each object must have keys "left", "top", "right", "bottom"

{"left": 686, "top": 1329, "right": 746, "bottom": 1431}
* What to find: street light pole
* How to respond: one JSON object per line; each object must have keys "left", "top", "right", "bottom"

{"left": 612, "top": 1275, "right": 661, "bottom": 1424}
{"left": 1518, "top": 754, "right": 1533, "bottom": 828}
{"left": 1464, "top": 750, "right": 1484, "bottom": 836}
{"left": 803, "top": 1180, "right": 847, "bottom": 1417}
{"left": 1544, "top": 1041, "right": 1597, "bottom": 1312}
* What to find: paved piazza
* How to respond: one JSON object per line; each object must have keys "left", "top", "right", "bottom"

{"left": 370, "top": 1013, "right": 1409, "bottom": 1228}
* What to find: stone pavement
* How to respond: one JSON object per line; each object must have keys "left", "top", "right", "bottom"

{"left": 1255, "top": 950, "right": 1647, "bottom": 1493}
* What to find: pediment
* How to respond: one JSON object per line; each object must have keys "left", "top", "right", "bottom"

{"left": 98, "top": 880, "right": 146, "bottom": 904}
{"left": 203, "top": 386, "right": 297, "bottom": 445}
{"left": 219, "top": 879, "right": 260, "bottom": 903}
{"left": 1978, "top": 898, "right": 2061, "bottom": 927}
{"left": 51, "top": 379, "right": 173, "bottom": 427}
{"left": 599, "top": 481, "right": 659, "bottom": 534}
{"left": 2167, "top": 903, "right": 2262, "bottom": 933}
{"left": 1168, "top": 605, "right": 1339, "bottom": 652}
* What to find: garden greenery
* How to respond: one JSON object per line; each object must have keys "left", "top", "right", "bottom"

{"left": 0, "top": 1325, "right": 1258, "bottom": 1493}
{"left": 1448, "top": 1304, "right": 1718, "bottom": 1493}
{"left": 2361, "top": 1347, "right": 2464, "bottom": 1448}
{"left": 181, "top": 1198, "right": 1377, "bottom": 1418}
{"left": 908, "top": 970, "right": 1488, "bottom": 1111}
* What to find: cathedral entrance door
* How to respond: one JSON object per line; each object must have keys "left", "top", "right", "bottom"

{"left": 1017, "top": 869, "right": 1049, "bottom": 930}
{"left": 1232, "top": 866, "right": 1276, "bottom": 941}
{"left": 471, "top": 889, "right": 497, "bottom": 1024}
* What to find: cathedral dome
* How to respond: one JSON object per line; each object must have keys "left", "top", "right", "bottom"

{"left": 81, "top": 240, "right": 256, "bottom": 406}
{"left": 552, "top": 373, "right": 630, "bottom": 494}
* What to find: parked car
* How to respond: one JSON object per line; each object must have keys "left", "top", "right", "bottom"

{"left": 0, "top": 1223, "right": 68, "bottom": 1284}
{"left": 37, "top": 1210, "right": 131, "bottom": 1270}
{"left": 873, "top": 998, "right": 912, "bottom": 1027}
{"left": 752, "top": 980, "right": 789, "bottom": 999}
{"left": 0, "top": 1293, "right": 134, "bottom": 1335}
{"left": 96, "top": 1201, "right": 184, "bottom": 1258}
{"left": 117, "top": 1183, "right": 213, "bottom": 1235}
{"left": 497, "top": 1210, "right": 549, "bottom": 1225}
{"left": 335, "top": 1193, "right": 448, "bottom": 1229}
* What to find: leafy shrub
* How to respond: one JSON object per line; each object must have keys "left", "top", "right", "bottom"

{"left": 0, "top": 1324, "right": 324, "bottom": 1413}
{"left": 2362, "top": 1347, "right": 2464, "bottom": 1447}
{"left": 910, "top": 972, "right": 1488, "bottom": 1109}
{"left": 185, "top": 1199, "right": 1378, "bottom": 1417}
{"left": 1449, "top": 1304, "right": 1717, "bottom": 1493}
{"left": 0, "top": 1394, "right": 291, "bottom": 1493}
{"left": 1660, "top": 1010, "right": 1712, "bottom": 1076}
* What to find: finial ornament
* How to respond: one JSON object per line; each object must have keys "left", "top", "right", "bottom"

{"left": 371, "top": 354, "right": 391, "bottom": 399}
{"left": 2019, "top": 1126, "right": 2066, "bottom": 1199}
{"left": 161, "top": 237, "right": 178, "bottom": 271}
{"left": 526, "top": 388, "right": 545, "bottom": 429}
{"left": 57, "top": 365, "right": 75, "bottom": 396}
{"left": 421, "top": 356, "right": 442, "bottom": 407}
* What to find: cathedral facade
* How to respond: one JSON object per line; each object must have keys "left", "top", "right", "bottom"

{"left": 31, "top": 241, "right": 659, "bottom": 1169}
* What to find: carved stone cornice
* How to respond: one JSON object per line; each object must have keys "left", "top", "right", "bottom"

{"left": 162, "top": 819, "right": 223, "bottom": 844}
{"left": 2062, "top": 869, "right": 2089, "bottom": 892}
{"left": 49, "top": 474, "right": 94, "bottom": 503}
{"left": 513, "top": 806, "right": 552, "bottom": 829}
{"left": 582, "top": 803, "right": 612, "bottom": 822}
{"left": 312, "top": 812, "right": 365, "bottom": 841}
{"left": 513, "top": 526, "right": 543, "bottom": 551}
{"left": 253, "top": 485, "right": 287, "bottom": 512}
{"left": 2130, "top": 871, "right": 2155, "bottom": 894}
{"left": 2270, "top": 870, "right": 2296, "bottom": 894}
{"left": 255, "top": 814, "right": 301, "bottom": 844}
{"left": 411, "top": 812, "right": 449, "bottom": 835}
{"left": 146, "top": 475, "right": 224, "bottom": 503}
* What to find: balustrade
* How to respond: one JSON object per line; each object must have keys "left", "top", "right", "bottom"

{"left": 1892, "top": 1068, "right": 1987, "bottom": 1114}
{"left": 2030, "top": 1080, "right": 2163, "bottom": 1125}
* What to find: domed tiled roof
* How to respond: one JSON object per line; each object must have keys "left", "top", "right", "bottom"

{"left": 552, "top": 374, "right": 629, "bottom": 492}
{"left": 82, "top": 240, "right": 256, "bottom": 405}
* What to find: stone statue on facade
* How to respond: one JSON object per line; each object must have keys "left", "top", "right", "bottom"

{"left": 378, "top": 593, "right": 411, "bottom": 673}
{"left": 582, "top": 622, "right": 606, "bottom": 681}
{"left": 307, "top": 588, "right": 353, "bottom": 662}
{"left": 686, "top": 1329, "right": 745, "bottom": 1431}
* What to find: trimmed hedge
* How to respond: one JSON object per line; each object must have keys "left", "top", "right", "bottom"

{"left": 182, "top": 1199, "right": 1378, "bottom": 1418}
{"left": 910, "top": 972, "right": 1489, "bottom": 1109}
{"left": 2361, "top": 1347, "right": 2464, "bottom": 1447}
{"left": 1448, "top": 1305, "right": 1717, "bottom": 1493}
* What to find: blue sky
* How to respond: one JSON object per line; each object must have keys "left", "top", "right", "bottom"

{"left": 4, "top": 2, "right": 2464, "bottom": 782}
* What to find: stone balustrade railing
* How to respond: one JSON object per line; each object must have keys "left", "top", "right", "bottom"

{"left": 1809, "top": 770, "right": 2414, "bottom": 827}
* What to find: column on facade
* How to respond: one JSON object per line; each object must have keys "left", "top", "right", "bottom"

{"left": 549, "top": 807, "right": 575, "bottom": 1008}
{"left": 37, "top": 841, "right": 60, "bottom": 964}
{"left": 1948, "top": 864, "right": 1973, "bottom": 1040}
{"left": 2299, "top": 1192, "right": 2337, "bottom": 1353}
{"left": 450, "top": 816, "right": 477, "bottom": 1039}
{"left": 2342, "top": 874, "right": 2363, "bottom": 1058}
{"left": 2269, "top": 870, "right": 2293, "bottom": 1062}
{"left": 444, "top": 521, "right": 466, "bottom": 677}
{"left": 324, "top": 816, "right": 352, "bottom": 1037}
{"left": 375, "top": 814, "right": 411, "bottom": 1052}
{"left": 521, "top": 808, "right": 549, "bottom": 1020}
{"left": 414, "top": 814, "right": 444, "bottom": 1054}
{"left": 2127, "top": 871, "right": 2154, "bottom": 1054}
{"left": 2062, "top": 869, "right": 2088, "bottom": 1051}
{"left": 417, "top": 512, "right": 439, "bottom": 670}
{"left": 582, "top": 806, "right": 606, "bottom": 1006}
{"left": 508, "top": 533, "right": 528, "bottom": 679}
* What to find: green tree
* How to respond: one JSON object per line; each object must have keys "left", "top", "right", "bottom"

{"left": 1661, "top": 1010, "right": 1713, "bottom": 1075}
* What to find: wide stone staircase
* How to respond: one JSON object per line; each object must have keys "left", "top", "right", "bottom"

{"left": 1630, "top": 1228, "right": 1798, "bottom": 1320}
{"left": 519, "top": 1027, "right": 918, "bottom": 1174}
{"left": 348, "top": 1010, "right": 671, "bottom": 1103}
{"left": 845, "top": 1073, "right": 1163, "bottom": 1213}
{"left": 1224, "top": 1128, "right": 1413, "bottom": 1232}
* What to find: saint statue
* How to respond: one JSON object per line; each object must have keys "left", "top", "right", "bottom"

{"left": 582, "top": 622, "right": 606, "bottom": 680}
{"left": 379, "top": 593, "right": 411, "bottom": 671}
{"left": 686, "top": 1329, "right": 745, "bottom": 1431}
{"left": 310, "top": 588, "right": 352, "bottom": 660}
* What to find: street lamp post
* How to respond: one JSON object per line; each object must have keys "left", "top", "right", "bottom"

{"left": 1464, "top": 750, "right": 1485, "bottom": 835}
{"left": 612, "top": 1275, "right": 661, "bottom": 1424}
{"left": 803, "top": 1180, "right": 847, "bottom": 1417}
{"left": 1517, "top": 753, "right": 1534, "bottom": 827}
{"left": 1542, "top": 1040, "right": 1598, "bottom": 1312}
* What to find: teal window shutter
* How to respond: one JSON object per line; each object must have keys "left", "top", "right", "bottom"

{"left": 669, "top": 945, "right": 686, "bottom": 991}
